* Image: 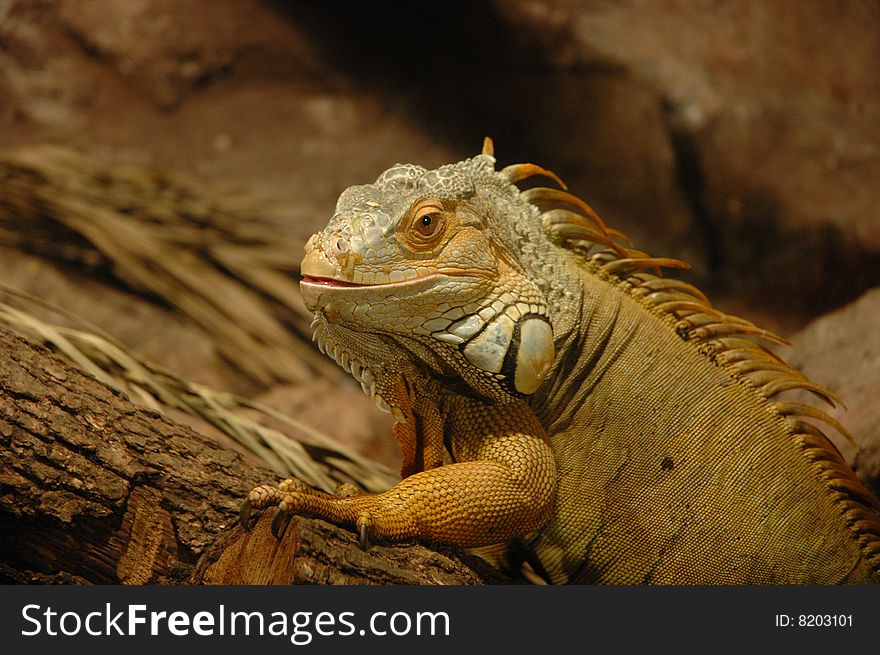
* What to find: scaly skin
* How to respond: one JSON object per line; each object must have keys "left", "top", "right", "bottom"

{"left": 242, "top": 142, "right": 880, "bottom": 583}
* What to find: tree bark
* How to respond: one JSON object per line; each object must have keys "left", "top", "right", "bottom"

{"left": 0, "top": 326, "right": 503, "bottom": 585}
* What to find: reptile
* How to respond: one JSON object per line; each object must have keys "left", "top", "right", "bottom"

{"left": 241, "top": 139, "right": 880, "bottom": 584}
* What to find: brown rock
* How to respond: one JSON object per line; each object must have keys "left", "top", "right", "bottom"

{"left": 497, "top": 0, "right": 880, "bottom": 320}
{"left": 0, "top": 0, "right": 460, "bottom": 244}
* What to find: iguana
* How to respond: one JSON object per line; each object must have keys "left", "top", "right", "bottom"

{"left": 242, "top": 139, "right": 880, "bottom": 584}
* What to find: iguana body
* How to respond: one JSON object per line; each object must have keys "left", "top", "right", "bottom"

{"left": 243, "top": 141, "right": 880, "bottom": 583}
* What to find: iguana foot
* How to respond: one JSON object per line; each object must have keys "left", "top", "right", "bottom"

{"left": 240, "top": 484, "right": 284, "bottom": 531}
{"left": 240, "top": 478, "right": 316, "bottom": 531}
{"left": 268, "top": 486, "right": 374, "bottom": 546}
{"left": 240, "top": 478, "right": 364, "bottom": 536}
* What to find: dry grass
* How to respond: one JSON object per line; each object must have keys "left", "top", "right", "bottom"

{"left": 0, "top": 286, "right": 396, "bottom": 492}
{"left": 0, "top": 145, "right": 396, "bottom": 493}
{"left": 0, "top": 144, "right": 337, "bottom": 387}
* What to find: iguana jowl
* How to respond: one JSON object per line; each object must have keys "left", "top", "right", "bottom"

{"left": 242, "top": 139, "right": 880, "bottom": 584}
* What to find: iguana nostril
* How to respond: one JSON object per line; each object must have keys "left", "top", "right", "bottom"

{"left": 330, "top": 236, "right": 349, "bottom": 257}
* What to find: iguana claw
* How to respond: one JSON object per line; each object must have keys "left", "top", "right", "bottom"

{"left": 357, "top": 516, "right": 370, "bottom": 550}
{"left": 271, "top": 506, "right": 293, "bottom": 539}
{"left": 239, "top": 499, "right": 256, "bottom": 531}
{"left": 239, "top": 483, "right": 286, "bottom": 532}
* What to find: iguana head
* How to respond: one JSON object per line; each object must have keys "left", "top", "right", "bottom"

{"left": 300, "top": 142, "right": 557, "bottom": 409}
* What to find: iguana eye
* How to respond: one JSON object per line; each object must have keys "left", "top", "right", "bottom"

{"left": 407, "top": 203, "right": 445, "bottom": 242}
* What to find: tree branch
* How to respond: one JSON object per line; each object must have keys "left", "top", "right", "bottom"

{"left": 0, "top": 326, "right": 502, "bottom": 585}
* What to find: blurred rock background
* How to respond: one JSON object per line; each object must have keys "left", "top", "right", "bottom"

{"left": 1, "top": 0, "right": 878, "bottom": 491}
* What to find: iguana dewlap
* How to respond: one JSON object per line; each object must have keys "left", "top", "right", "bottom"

{"left": 242, "top": 140, "right": 880, "bottom": 584}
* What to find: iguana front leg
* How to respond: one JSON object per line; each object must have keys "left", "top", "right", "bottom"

{"left": 241, "top": 389, "right": 557, "bottom": 549}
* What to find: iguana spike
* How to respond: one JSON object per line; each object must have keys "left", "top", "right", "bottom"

{"left": 727, "top": 358, "right": 797, "bottom": 375}
{"left": 760, "top": 377, "right": 842, "bottom": 408}
{"left": 639, "top": 278, "right": 710, "bottom": 303}
{"left": 773, "top": 401, "right": 855, "bottom": 447}
{"left": 707, "top": 337, "right": 786, "bottom": 362}
{"left": 736, "top": 367, "right": 793, "bottom": 385}
{"left": 523, "top": 187, "right": 607, "bottom": 233}
{"left": 606, "top": 227, "right": 632, "bottom": 244}
{"left": 653, "top": 300, "right": 722, "bottom": 319}
{"left": 716, "top": 348, "right": 782, "bottom": 368}
{"left": 825, "top": 475, "right": 879, "bottom": 505}
{"left": 602, "top": 257, "right": 690, "bottom": 276}
{"left": 482, "top": 136, "right": 495, "bottom": 157}
{"left": 791, "top": 422, "right": 830, "bottom": 442}
{"left": 541, "top": 209, "right": 627, "bottom": 256}
{"left": 864, "top": 541, "right": 880, "bottom": 558}
{"left": 547, "top": 228, "right": 622, "bottom": 256}
{"left": 640, "top": 291, "right": 684, "bottom": 304}
{"left": 691, "top": 321, "right": 788, "bottom": 346}
{"left": 645, "top": 291, "right": 711, "bottom": 310}
{"left": 500, "top": 163, "right": 568, "bottom": 190}
{"left": 623, "top": 247, "right": 651, "bottom": 258}
{"left": 852, "top": 520, "right": 880, "bottom": 539}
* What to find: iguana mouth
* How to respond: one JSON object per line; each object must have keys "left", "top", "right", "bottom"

{"left": 301, "top": 275, "right": 363, "bottom": 288}
{"left": 299, "top": 272, "right": 452, "bottom": 314}
{"left": 301, "top": 271, "right": 472, "bottom": 291}
{"left": 301, "top": 274, "right": 439, "bottom": 290}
